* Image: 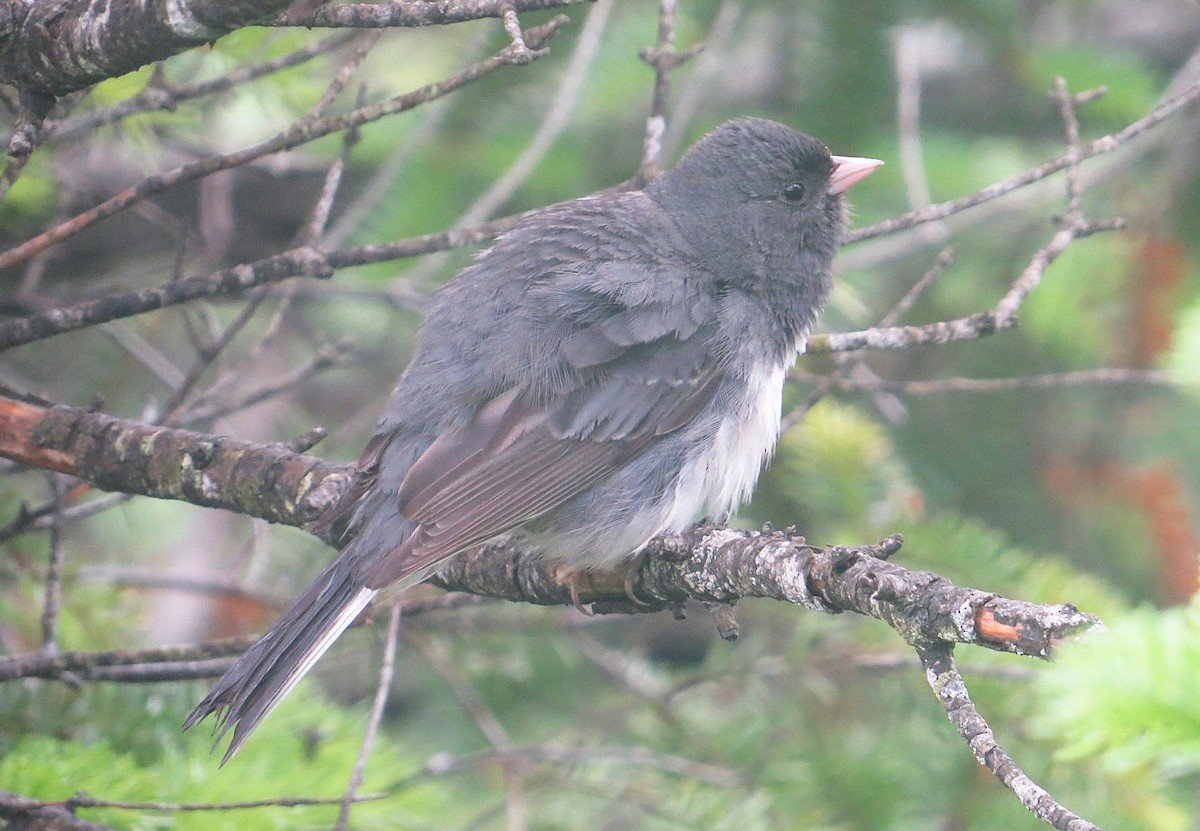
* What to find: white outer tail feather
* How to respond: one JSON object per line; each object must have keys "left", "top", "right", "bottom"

{"left": 224, "top": 586, "right": 378, "bottom": 762}
{"left": 274, "top": 586, "right": 378, "bottom": 713}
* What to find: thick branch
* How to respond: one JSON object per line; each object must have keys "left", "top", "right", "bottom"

{"left": 433, "top": 530, "right": 1098, "bottom": 658}
{"left": 0, "top": 395, "right": 1096, "bottom": 664}
{"left": 0, "top": 0, "right": 293, "bottom": 99}
{"left": 0, "top": 395, "right": 351, "bottom": 531}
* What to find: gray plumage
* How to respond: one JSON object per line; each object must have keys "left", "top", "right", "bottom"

{"left": 185, "top": 118, "right": 880, "bottom": 762}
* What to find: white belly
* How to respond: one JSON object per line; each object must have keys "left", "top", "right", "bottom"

{"left": 661, "top": 360, "right": 787, "bottom": 532}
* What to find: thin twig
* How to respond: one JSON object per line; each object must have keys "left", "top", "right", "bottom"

{"left": 879, "top": 246, "right": 956, "bottom": 328}
{"left": 461, "top": 0, "right": 614, "bottom": 225}
{"left": 918, "top": 643, "right": 1101, "bottom": 831}
{"left": 39, "top": 474, "right": 68, "bottom": 654}
{"left": 56, "top": 793, "right": 387, "bottom": 811}
{"left": 0, "top": 492, "right": 132, "bottom": 543}
{"left": 176, "top": 339, "right": 352, "bottom": 426}
{"left": 302, "top": 32, "right": 382, "bottom": 125}
{"left": 782, "top": 246, "right": 955, "bottom": 434}
{"left": 1, "top": 92, "right": 54, "bottom": 200}
{"left": 808, "top": 219, "right": 1124, "bottom": 357}
{"left": 411, "top": 632, "right": 528, "bottom": 831}
{"left": 48, "top": 34, "right": 362, "bottom": 141}
{"left": 635, "top": 0, "right": 704, "bottom": 183}
{"left": 0, "top": 247, "right": 335, "bottom": 352}
{"left": 334, "top": 602, "right": 402, "bottom": 831}
{"left": 659, "top": 0, "right": 741, "bottom": 162}
{"left": 1052, "top": 76, "right": 1089, "bottom": 219}
{"left": 846, "top": 76, "right": 1200, "bottom": 244}
{"left": 0, "top": 639, "right": 257, "bottom": 683}
{"left": 0, "top": 18, "right": 569, "bottom": 272}
{"left": 798, "top": 366, "right": 1178, "bottom": 396}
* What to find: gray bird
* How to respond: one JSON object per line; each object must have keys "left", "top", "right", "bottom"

{"left": 185, "top": 118, "right": 881, "bottom": 762}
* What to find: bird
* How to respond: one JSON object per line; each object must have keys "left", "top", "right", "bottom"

{"left": 185, "top": 118, "right": 881, "bottom": 762}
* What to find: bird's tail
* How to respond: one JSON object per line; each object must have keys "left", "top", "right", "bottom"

{"left": 183, "top": 550, "right": 378, "bottom": 764}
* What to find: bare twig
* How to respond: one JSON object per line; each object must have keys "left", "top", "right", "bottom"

{"left": 0, "top": 792, "right": 386, "bottom": 814}
{"left": 48, "top": 33, "right": 362, "bottom": 141}
{"left": 277, "top": 0, "right": 594, "bottom": 29}
{"left": 879, "top": 246, "right": 956, "bottom": 328}
{"left": 809, "top": 219, "right": 1124, "bottom": 356}
{"left": 1052, "top": 76, "right": 1090, "bottom": 219}
{"left": 919, "top": 643, "right": 1101, "bottom": 831}
{"left": 460, "top": 0, "right": 614, "bottom": 225}
{"left": 0, "top": 492, "right": 132, "bottom": 543}
{"left": 0, "top": 18, "right": 569, "bottom": 272}
{"left": 846, "top": 76, "right": 1200, "bottom": 244}
{"left": 659, "top": 0, "right": 741, "bottom": 162}
{"left": 299, "top": 120, "right": 359, "bottom": 247}
{"left": 0, "top": 639, "right": 257, "bottom": 683}
{"left": 335, "top": 602, "right": 402, "bottom": 831}
{"left": 798, "top": 366, "right": 1178, "bottom": 396}
{"left": 498, "top": 0, "right": 534, "bottom": 62}
{"left": 39, "top": 473, "right": 68, "bottom": 654}
{"left": 782, "top": 246, "right": 955, "bottom": 434}
{"left": 301, "top": 32, "right": 382, "bottom": 124}
{"left": 1, "top": 92, "right": 54, "bottom": 200}
{"left": 635, "top": 0, "right": 704, "bottom": 183}
{"left": 177, "top": 339, "right": 352, "bottom": 426}
{"left": 0, "top": 247, "right": 335, "bottom": 352}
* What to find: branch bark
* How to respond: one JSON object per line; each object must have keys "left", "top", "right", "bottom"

{"left": 0, "top": 394, "right": 351, "bottom": 531}
{"left": 0, "top": 0, "right": 293, "bottom": 98}
{"left": 0, "top": 393, "right": 1098, "bottom": 665}
{"left": 0, "top": 0, "right": 592, "bottom": 99}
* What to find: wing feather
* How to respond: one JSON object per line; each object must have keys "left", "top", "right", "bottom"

{"left": 363, "top": 273, "right": 725, "bottom": 591}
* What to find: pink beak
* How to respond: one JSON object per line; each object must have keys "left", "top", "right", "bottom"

{"left": 829, "top": 155, "right": 884, "bottom": 195}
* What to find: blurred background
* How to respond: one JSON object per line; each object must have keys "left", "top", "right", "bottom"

{"left": 2, "top": 1, "right": 1200, "bottom": 829}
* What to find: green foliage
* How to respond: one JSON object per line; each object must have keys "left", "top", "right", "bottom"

{"left": 1027, "top": 47, "right": 1161, "bottom": 130}
{"left": 747, "top": 399, "right": 918, "bottom": 536}
{"left": 1166, "top": 300, "right": 1200, "bottom": 386}
{"left": 0, "top": 682, "right": 439, "bottom": 831}
{"left": 1033, "top": 598, "right": 1200, "bottom": 778}
{"left": 5, "top": 1, "right": 1200, "bottom": 829}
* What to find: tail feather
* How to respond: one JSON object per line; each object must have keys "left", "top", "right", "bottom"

{"left": 184, "top": 556, "right": 378, "bottom": 764}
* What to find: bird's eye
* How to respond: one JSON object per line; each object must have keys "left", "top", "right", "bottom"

{"left": 783, "top": 182, "right": 806, "bottom": 202}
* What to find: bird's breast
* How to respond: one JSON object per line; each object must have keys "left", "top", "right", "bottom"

{"left": 662, "top": 356, "right": 790, "bottom": 531}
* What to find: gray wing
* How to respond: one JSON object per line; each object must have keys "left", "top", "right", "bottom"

{"left": 362, "top": 289, "right": 722, "bottom": 589}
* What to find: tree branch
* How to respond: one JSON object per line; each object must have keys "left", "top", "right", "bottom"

{"left": 0, "top": 394, "right": 351, "bottom": 531}
{"left": 0, "top": 393, "right": 1097, "bottom": 663}
{"left": 0, "top": 248, "right": 334, "bottom": 352}
{"left": 0, "top": 15, "right": 570, "bottom": 273}
{"left": 0, "top": 0, "right": 294, "bottom": 99}
{"left": 919, "top": 643, "right": 1101, "bottom": 831}
{"left": 274, "top": 0, "right": 595, "bottom": 29}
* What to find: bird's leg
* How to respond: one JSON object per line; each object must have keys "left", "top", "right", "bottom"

{"left": 557, "top": 565, "right": 595, "bottom": 617}
{"left": 622, "top": 549, "right": 650, "bottom": 606}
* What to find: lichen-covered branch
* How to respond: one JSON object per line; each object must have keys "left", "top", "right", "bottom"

{"left": 0, "top": 394, "right": 351, "bottom": 531}
{"left": 433, "top": 529, "right": 1099, "bottom": 658}
{"left": 0, "top": 394, "right": 1096, "bottom": 665}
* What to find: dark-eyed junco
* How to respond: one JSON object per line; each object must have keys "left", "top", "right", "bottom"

{"left": 186, "top": 118, "right": 881, "bottom": 761}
